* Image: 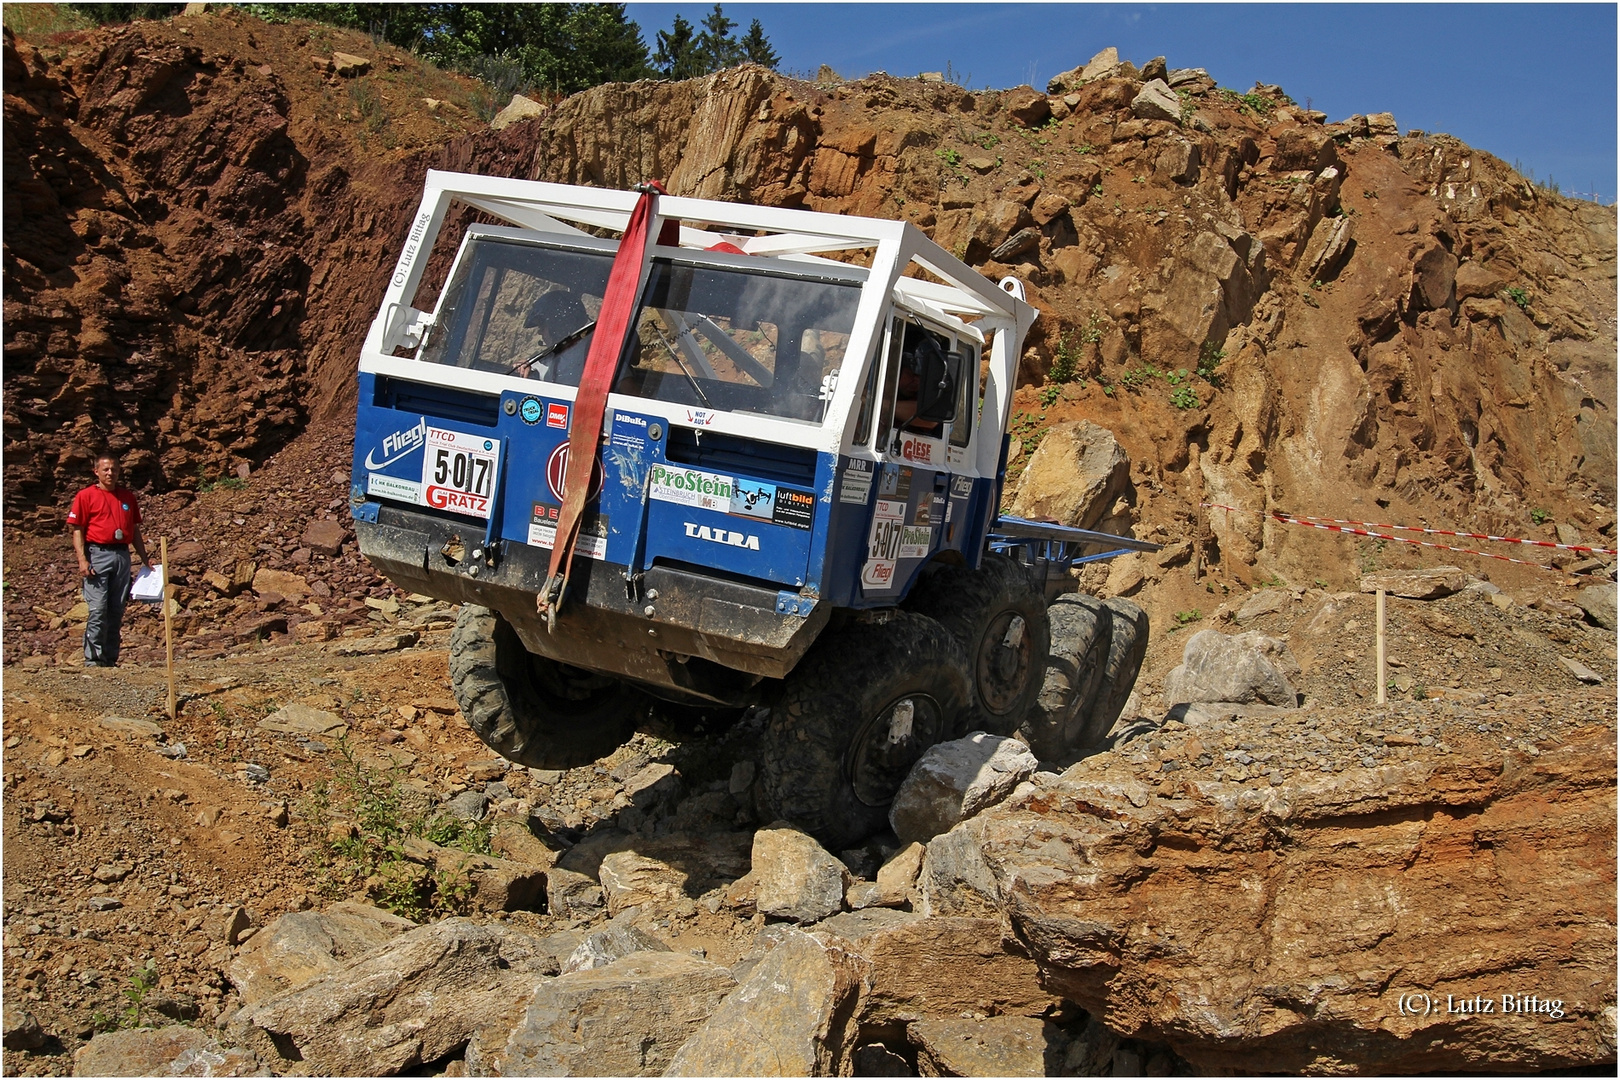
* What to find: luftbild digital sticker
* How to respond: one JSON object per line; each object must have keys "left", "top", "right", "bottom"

{"left": 772, "top": 488, "right": 814, "bottom": 530}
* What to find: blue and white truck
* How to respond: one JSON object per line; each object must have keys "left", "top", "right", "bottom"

{"left": 351, "top": 172, "right": 1156, "bottom": 845}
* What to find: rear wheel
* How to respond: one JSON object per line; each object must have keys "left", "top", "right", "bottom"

{"left": 1080, "top": 597, "right": 1149, "bottom": 745}
{"left": 906, "top": 553, "right": 1049, "bottom": 736}
{"left": 449, "top": 605, "right": 645, "bottom": 770}
{"left": 757, "top": 612, "right": 970, "bottom": 850}
{"left": 1019, "top": 593, "right": 1110, "bottom": 762}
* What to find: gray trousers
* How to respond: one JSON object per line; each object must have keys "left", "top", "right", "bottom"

{"left": 83, "top": 544, "right": 131, "bottom": 666}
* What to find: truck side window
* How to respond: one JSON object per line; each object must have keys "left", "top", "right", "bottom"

{"left": 949, "top": 341, "right": 977, "bottom": 449}
{"left": 872, "top": 317, "right": 907, "bottom": 449}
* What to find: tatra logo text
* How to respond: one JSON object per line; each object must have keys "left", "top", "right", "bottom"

{"left": 685, "top": 522, "right": 760, "bottom": 550}
{"left": 365, "top": 417, "right": 427, "bottom": 470}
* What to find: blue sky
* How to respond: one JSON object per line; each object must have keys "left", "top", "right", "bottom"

{"left": 625, "top": 3, "right": 1618, "bottom": 203}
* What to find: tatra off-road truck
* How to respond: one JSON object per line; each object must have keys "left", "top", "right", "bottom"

{"left": 351, "top": 172, "right": 1156, "bottom": 846}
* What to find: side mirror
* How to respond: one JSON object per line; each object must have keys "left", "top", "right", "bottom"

{"left": 913, "top": 339, "right": 961, "bottom": 424}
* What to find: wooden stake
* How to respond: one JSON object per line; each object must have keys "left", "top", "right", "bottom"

{"left": 161, "top": 536, "right": 176, "bottom": 720}
{"left": 1375, "top": 588, "right": 1387, "bottom": 706}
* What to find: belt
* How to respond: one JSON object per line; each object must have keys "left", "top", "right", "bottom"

{"left": 88, "top": 542, "right": 129, "bottom": 550}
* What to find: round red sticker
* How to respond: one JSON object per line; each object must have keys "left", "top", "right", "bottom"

{"left": 545, "top": 443, "right": 604, "bottom": 502}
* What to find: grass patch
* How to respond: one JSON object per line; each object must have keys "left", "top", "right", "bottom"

{"left": 301, "top": 737, "right": 494, "bottom": 920}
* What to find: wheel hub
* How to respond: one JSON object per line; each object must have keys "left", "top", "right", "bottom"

{"left": 977, "top": 612, "right": 1033, "bottom": 715}
{"left": 848, "top": 693, "right": 945, "bottom": 807}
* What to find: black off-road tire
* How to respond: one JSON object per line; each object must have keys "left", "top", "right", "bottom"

{"left": 905, "top": 553, "right": 1050, "bottom": 736}
{"left": 1080, "top": 597, "right": 1149, "bottom": 745}
{"left": 448, "top": 605, "right": 645, "bottom": 770}
{"left": 1018, "top": 592, "right": 1110, "bottom": 762}
{"left": 757, "top": 612, "right": 971, "bottom": 850}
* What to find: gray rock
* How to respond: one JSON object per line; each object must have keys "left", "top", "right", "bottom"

{"left": 917, "top": 825, "right": 1001, "bottom": 918}
{"left": 72, "top": 1026, "right": 259, "bottom": 1077}
{"left": 227, "top": 902, "right": 418, "bottom": 1005}
{"left": 991, "top": 227, "right": 1041, "bottom": 262}
{"left": 2, "top": 1004, "right": 44, "bottom": 1051}
{"left": 546, "top": 866, "right": 605, "bottom": 916}
{"left": 751, "top": 823, "right": 851, "bottom": 924}
{"left": 94, "top": 862, "right": 133, "bottom": 883}
{"left": 1558, "top": 656, "right": 1604, "bottom": 685}
{"left": 1367, "top": 111, "right": 1399, "bottom": 136}
{"left": 490, "top": 92, "right": 546, "bottom": 131}
{"left": 233, "top": 918, "right": 557, "bottom": 1076}
{"left": 889, "top": 733, "right": 1039, "bottom": 845}
{"left": 468, "top": 951, "right": 735, "bottom": 1076}
{"left": 599, "top": 850, "right": 694, "bottom": 914}
{"left": 1576, "top": 583, "right": 1617, "bottom": 630}
{"left": 1360, "top": 566, "right": 1474, "bottom": 600}
{"left": 562, "top": 922, "right": 671, "bottom": 974}
{"left": 99, "top": 715, "right": 163, "bottom": 737}
{"left": 256, "top": 703, "right": 346, "bottom": 737}
{"left": 1154, "top": 138, "right": 1200, "bottom": 183}
{"left": 1080, "top": 46, "right": 1124, "bottom": 82}
{"left": 1131, "top": 79, "right": 1183, "bottom": 123}
{"left": 874, "top": 842, "right": 925, "bottom": 907}
{"left": 1139, "top": 56, "right": 1168, "bottom": 83}
{"left": 912, "top": 1014, "right": 1061, "bottom": 1077}
{"left": 1162, "top": 629, "right": 1301, "bottom": 709}
{"left": 399, "top": 836, "right": 547, "bottom": 913}
{"left": 441, "top": 789, "right": 489, "bottom": 822}
{"left": 727, "top": 760, "right": 756, "bottom": 796}
{"left": 1300, "top": 214, "right": 1355, "bottom": 281}
{"left": 664, "top": 929, "right": 863, "bottom": 1076}
{"left": 1234, "top": 588, "right": 1291, "bottom": 622}
{"left": 1167, "top": 67, "right": 1210, "bottom": 88}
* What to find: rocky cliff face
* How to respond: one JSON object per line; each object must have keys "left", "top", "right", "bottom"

{"left": 4, "top": 16, "right": 1614, "bottom": 575}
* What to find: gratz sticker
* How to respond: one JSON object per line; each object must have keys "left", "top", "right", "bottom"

{"left": 772, "top": 488, "right": 814, "bottom": 530}
{"left": 421, "top": 427, "right": 498, "bottom": 518}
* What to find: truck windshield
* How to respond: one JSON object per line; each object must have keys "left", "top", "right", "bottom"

{"left": 420, "top": 238, "right": 861, "bottom": 425}
{"left": 618, "top": 257, "right": 861, "bottom": 424}
{"left": 419, "top": 236, "right": 614, "bottom": 381}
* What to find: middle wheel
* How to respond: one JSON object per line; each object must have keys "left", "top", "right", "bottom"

{"left": 905, "top": 552, "right": 1050, "bottom": 736}
{"left": 756, "top": 611, "right": 971, "bottom": 850}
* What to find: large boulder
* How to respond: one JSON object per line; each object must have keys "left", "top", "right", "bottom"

{"left": 1046, "top": 46, "right": 1126, "bottom": 93}
{"left": 889, "top": 733, "right": 1039, "bottom": 845}
{"left": 1361, "top": 566, "right": 1474, "bottom": 600}
{"left": 750, "top": 822, "right": 851, "bottom": 925}
{"left": 1008, "top": 421, "right": 1130, "bottom": 529}
{"left": 490, "top": 92, "right": 546, "bottom": 130}
{"left": 818, "top": 911, "right": 1061, "bottom": 1025}
{"left": 231, "top": 918, "right": 557, "bottom": 1075}
{"left": 467, "top": 951, "right": 735, "bottom": 1076}
{"left": 2, "top": 1005, "right": 44, "bottom": 1051}
{"left": 226, "top": 902, "right": 417, "bottom": 1005}
{"left": 969, "top": 731, "right": 1618, "bottom": 1073}
{"left": 1131, "top": 78, "right": 1182, "bottom": 123}
{"left": 561, "top": 921, "right": 670, "bottom": 974}
{"left": 1162, "top": 629, "right": 1301, "bottom": 708}
{"left": 665, "top": 929, "right": 864, "bottom": 1076}
{"left": 1576, "top": 583, "right": 1617, "bottom": 631}
{"left": 73, "top": 1026, "right": 260, "bottom": 1077}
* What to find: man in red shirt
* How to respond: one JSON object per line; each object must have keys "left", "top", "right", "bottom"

{"left": 67, "top": 453, "right": 150, "bottom": 667}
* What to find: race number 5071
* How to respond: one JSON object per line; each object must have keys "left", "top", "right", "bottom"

{"left": 421, "top": 427, "right": 499, "bottom": 517}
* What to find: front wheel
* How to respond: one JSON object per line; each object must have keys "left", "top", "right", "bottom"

{"left": 756, "top": 612, "right": 970, "bottom": 850}
{"left": 448, "top": 605, "right": 645, "bottom": 770}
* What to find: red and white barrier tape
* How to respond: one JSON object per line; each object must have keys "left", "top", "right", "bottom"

{"left": 1200, "top": 503, "right": 1616, "bottom": 573}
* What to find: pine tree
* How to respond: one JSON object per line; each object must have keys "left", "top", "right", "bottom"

{"left": 696, "top": 4, "right": 742, "bottom": 70}
{"left": 738, "top": 18, "right": 779, "bottom": 70}
{"left": 653, "top": 14, "right": 705, "bottom": 79}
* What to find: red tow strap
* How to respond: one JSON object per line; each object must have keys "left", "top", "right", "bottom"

{"left": 538, "top": 181, "right": 671, "bottom": 627}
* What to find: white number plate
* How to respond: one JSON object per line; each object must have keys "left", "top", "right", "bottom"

{"left": 421, "top": 427, "right": 498, "bottom": 518}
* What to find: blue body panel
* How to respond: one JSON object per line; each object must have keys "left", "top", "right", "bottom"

{"left": 352, "top": 376, "right": 822, "bottom": 592}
